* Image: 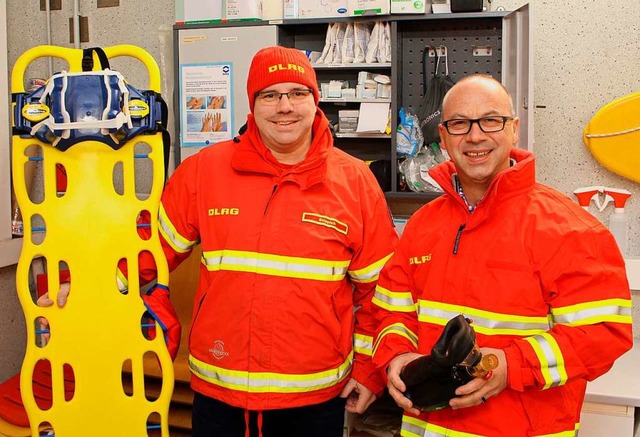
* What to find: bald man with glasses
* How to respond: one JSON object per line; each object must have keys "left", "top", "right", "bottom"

{"left": 372, "top": 74, "right": 632, "bottom": 436}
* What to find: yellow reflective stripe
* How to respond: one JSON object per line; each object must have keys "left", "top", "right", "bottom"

{"left": 523, "top": 333, "right": 568, "bottom": 389}
{"left": 354, "top": 333, "right": 373, "bottom": 356}
{"left": 552, "top": 298, "right": 633, "bottom": 326}
{"left": 373, "top": 285, "right": 416, "bottom": 312}
{"left": 401, "top": 416, "right": 483, "bottom": 437}
{"left": 158, "top": 203, "right": 197, "bottom": 253}
{"left": 201, "top": 250, "right": 349, "bottom": 281}
{"left": 116, "top": 268, "right": 128, "bottom": 292}
{"left": 349, "top": 253, "right": 393, "bottom": 283}
{"left": 189, "top": 352, "right": 353, "bottom": 393}
{"left": 417, "top": 300, "right": 550, "bottom": 336}
{"left": 373, "top": 323, "right": 418, "bottom": 356}
{"left": 402, "top": 416, "right": 577, "bottom": 437}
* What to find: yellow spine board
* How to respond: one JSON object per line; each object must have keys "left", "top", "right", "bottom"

{"left": 12, "top": 45, "right": 172, "bottom": 436}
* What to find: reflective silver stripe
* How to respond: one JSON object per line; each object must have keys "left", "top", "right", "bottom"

{"left": 373, "top": 323, "right": 418, "bottom": 356}
{"left": 189, "top": 352, "right": 353, "bottom": 393}
{"left": 349, "top": 253, "right": 393, "bottom": 283}
{"left": 354, "top": 334, "right": 373, "bottom": 356}
{"left": 524, "top": 333, "right": 567, "bottom": 389}
{"left": 373, "top": 286, "right": 416, "bottom": 312}
{"left": 552, "top": 299, "right": 632, "bottom": 326}
{"left": 158, "top": 204, "right": 196, "bottom": 253}
{"left": 202, "top": 250, "right": 349, "bottom": 281}
{"left": 418, "top": 301, "right": 550, "bottom": 336}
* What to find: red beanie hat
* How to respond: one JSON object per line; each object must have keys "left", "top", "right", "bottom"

{"left": 247, "top": 45, "right": 319, "bottom": 111}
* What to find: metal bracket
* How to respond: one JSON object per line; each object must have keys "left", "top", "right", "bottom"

{"left": 428, "top": 46, "right": 448, "bottom": 58}
{"left": 472, "top": 45, "right": 493, "bottom": 57}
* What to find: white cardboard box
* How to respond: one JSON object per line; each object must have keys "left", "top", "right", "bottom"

{"left": 225, "top": 0, "right": 262, "bottom": 20}
{"left": 176, "top": 0, "right": 223, "bottom": 23}
{"left": 283, "top": 0, "right": 297, "bottom": 18}
{"left": 348, "top": 0, "right": 390, "bottom": 16}
{"left": 301, "top": 0, "right": 348, "bottom": 18}
{"left": 391, "top": 0, "right": 429, "bottom": 14}
{"left": 286, "top": 0, "right": 349, "bottom": 19}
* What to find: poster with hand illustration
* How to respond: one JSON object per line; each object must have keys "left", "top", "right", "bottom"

{"left": 180, "top": 63, "right": 233, "bottom": 146}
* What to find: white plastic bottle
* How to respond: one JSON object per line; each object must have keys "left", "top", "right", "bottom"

{"left": 606, "top": 188, "right": 631, "bottom": 256}
{"left": 609, "top": 207, "right": 628, "bottom": 256}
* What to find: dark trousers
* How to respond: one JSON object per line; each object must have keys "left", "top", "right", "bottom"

{"left": 191, "top": 391, "right": 346, "bottom": 437}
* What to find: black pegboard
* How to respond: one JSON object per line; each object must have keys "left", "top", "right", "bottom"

{"left": 397, "top": 17, "right": 504, "bottom": 114}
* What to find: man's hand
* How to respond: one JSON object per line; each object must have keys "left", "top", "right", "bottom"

{"left": 207, "top": 96, "right": 225, "bottom": 109}
{"left": 36, "top": 282, "right": 71, "bottom": 344}
{"left": 37, "top": 282, "right": 71, "bottom": 308}
{"left": 201, "top": 113, "right": 213, "bottom": 132}
{"left": 386, "top": 352, "right": 423, "bottom": 415}
{"left": 186, "top": 97, "right": 203, "bottom": 109}
{"left": 449, "top": 348, "right": 507, "bottom": 409}
{"left": 340, "top": 378, "right": 377, "bottom": 414}
{"left": 212, "top": 112, "right": 222, "bottom": 132}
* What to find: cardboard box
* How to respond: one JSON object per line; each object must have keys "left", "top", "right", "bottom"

{"left": 176, "top": 0, "right": 223, "bottom": 24}
{"left": 285, "top": 0, "right": 349, "bottom": 19}
{"left": 348, "top": 0, "right": 390, "bottom": 16}
{"left": 391, "top": 0, "right": 429, "bottom": 14}
{"left": 339, "top": 110, "right": 360, "bottom": 133}
{"left": 283, "top": 0, "right": 298, "bottom": 18}
{"left": 300, "top": 0, "right": 348, "bottom": 18}
{"left": 262, "top": 0, "right": 284, "bottom": 19}
{"left": 225, "top": 0, "right": 261, "bottom": 21}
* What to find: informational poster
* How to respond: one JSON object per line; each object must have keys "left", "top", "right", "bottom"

{"left": 180, "top": 63, "right": 233, "bottom": 147}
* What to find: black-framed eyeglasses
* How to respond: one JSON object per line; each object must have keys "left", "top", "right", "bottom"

{"left": 442, "top": 116, "right": 514, "bottom": 135}
{"left": 254, "top": 88, "right": 314, "bottom": 105}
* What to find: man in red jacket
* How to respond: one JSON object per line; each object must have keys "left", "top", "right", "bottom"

{"left": 41, "top": 46, "right": 398, "bottom": 437}
{"left": 372, "top": 74, "right": 633, "bottom": 436}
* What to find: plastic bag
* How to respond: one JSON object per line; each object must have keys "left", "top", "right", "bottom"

{"left": 332, "top": 23, "right": 347, "bottom": 64}
{"left": 353, "top": 22, "right": 370, "bottom": 63}
{"left": 398, "top": 153, "right": 442, "bottom": 193}
{"left": 342, "top": 22, "right": 355, "bottom": 64}
{"left": 396, "top": 107, "right": 423, "bottom": 157}
{"left": 377, "top": 22, "right": 391, "bottom": 63}
{"left": 417, "top": 46, "right": 456, "bottom": 145}
{"left": 365, "top": 21, "right": 381, "bottom": 63}
{"left": 317, "top": 23, "right": 336, "bottom": 64}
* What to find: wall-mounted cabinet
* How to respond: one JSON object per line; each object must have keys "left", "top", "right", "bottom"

{"left": 173, "top": 5, "right": 531, "bottom": 202}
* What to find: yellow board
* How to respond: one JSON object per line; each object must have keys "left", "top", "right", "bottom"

{"left": 583, "top": 91, "right": 640, "bottom": 182}
{"left": 12, "top": 45, "right": 173, "bottom": 436}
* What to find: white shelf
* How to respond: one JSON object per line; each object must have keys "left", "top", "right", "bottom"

{"left": 320, "top": 98, "right": 391, "bottom": 103}
{"left": 335, "top": 133, "right": 390, "bottom": 139}
{"left": 312, "top": 62, "right": 391, "bottom": 69}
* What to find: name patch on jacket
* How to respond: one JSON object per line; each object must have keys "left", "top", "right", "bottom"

{"left": 302, "top": 212, "right": 348, "bottom": 235}
{"left": 209, "top": 208, "right": 239, "bottom": 216}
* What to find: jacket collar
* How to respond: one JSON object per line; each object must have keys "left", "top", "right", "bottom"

{"left": 430, "top": 147, "right": 536, "bottom": 204}
{"left": 231, "top": 109, "right": 333, "bottom": 190}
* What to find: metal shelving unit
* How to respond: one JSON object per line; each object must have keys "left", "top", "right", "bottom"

{"left": 174, "top": 6, "right": 531, "bottom": 203}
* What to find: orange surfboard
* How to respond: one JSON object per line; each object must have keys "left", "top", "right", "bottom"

{"left": 583, "top": 91, "right": 640, "bottom": 182}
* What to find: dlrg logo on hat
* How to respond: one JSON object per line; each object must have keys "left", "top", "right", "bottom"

{"left": 268, "top": 63, "right": 305, "bottom": 74}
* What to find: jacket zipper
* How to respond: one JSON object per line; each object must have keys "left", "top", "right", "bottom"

{"left": 264, "top": 184, "right": 278, "bottom": 215}
{"left": 453, "top": 224, "right": 465, "bottom": 255}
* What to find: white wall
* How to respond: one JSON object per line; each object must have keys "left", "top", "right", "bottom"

{"left": 492, "top": 0, "right": 640, "bottom": 338}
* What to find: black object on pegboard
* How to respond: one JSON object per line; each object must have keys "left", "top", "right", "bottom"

{"left": 397, "top": 17, "right": 503, "bottom": 114}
